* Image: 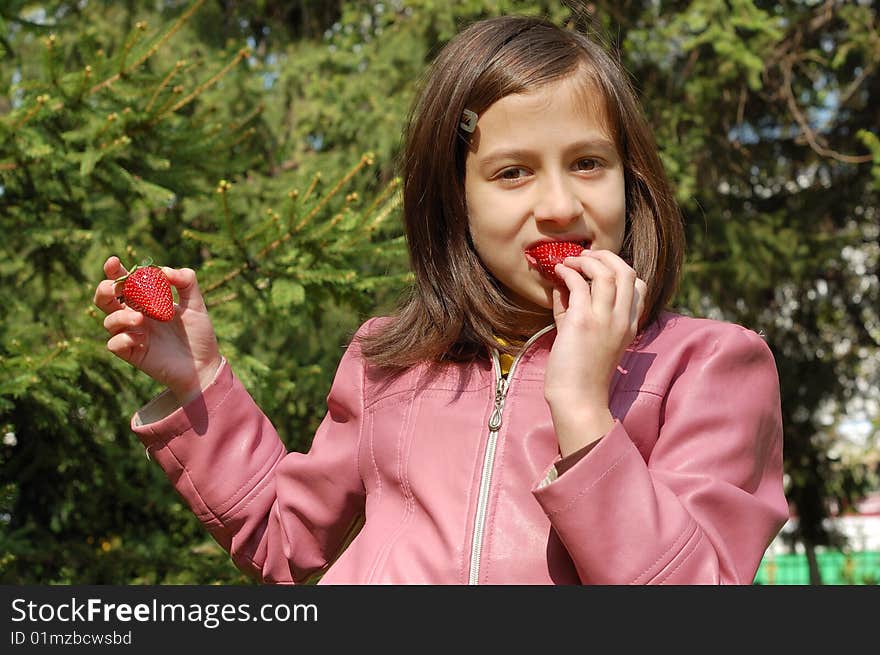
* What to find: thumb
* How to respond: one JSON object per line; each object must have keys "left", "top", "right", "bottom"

{"left": 163, "top": 267, "right": 208, "bottom": 311}
{"left": 103, "top": 255, "right": 128, "bottom": 280}
{"left": 552, "top": 286, "right": 568, "bottom": 320}
{"left": 633, "top": 278, "right": 648, "bottom": 327}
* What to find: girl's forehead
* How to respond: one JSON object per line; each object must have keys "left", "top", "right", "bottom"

{"left": 478, "top": 77, "right": 614, "bottom": 142}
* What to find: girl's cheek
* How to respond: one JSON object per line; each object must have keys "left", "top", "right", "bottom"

{"left": 592, "top": 179, "right": 626, "bottom": 227}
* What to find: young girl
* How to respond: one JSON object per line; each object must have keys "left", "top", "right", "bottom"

{"left": 94, "top": 16, "right": 788, "bottom": 584}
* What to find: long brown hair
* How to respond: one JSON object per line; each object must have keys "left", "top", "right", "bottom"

{"left": 359, "top": 15, "right": 684, "bottom": 370}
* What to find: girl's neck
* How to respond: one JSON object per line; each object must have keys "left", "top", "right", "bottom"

{"left": 514, "top": 312, "right": 555, "bottom": 337}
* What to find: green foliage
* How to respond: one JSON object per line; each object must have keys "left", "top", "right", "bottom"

{"left": 1, "top": 0, "right": 878, "bottom": 584}
{"left": 857, "top": 129, "right": 880, "bottom": 190}
{"left": 0, "top": 0, "right": 405, "bottom": 584}
{"left": 618, "top": 0, "right": 880, "bottom": 573}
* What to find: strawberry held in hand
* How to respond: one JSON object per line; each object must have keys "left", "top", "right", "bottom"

{"left": 525, "top": 241, "right": 586, "bottom": 286}
{"left": 114, "top": 258, "right": 174, "bottom": 322}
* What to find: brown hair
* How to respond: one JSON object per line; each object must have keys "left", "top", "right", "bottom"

{"left": 359, "top": 15, "right": 684, "bottom": 370}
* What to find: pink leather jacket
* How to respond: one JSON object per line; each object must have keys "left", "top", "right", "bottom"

{"left": 132, "top": 312, "right": 788, "bottom": 584}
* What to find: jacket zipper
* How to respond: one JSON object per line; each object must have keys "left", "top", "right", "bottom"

{"left": 467, "top": 324, "right": 555, "bottom": 585}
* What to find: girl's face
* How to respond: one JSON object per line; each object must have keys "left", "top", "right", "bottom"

{"left": 465, "top": 76, "right": 626, "bottom": 314}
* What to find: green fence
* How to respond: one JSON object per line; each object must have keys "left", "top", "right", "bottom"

{"left": 754, "top": 551, "right": 880, "bottom": 585}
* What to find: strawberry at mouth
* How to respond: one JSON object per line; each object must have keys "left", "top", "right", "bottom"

{"left": 524, "top": 240, "right": 589, "bottom": 285}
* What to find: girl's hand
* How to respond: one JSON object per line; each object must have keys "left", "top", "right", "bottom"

{"left": 93, "top": 256, "right": 222, "bottom": 404}
{"left": 544, "top": 249, "right": 647, "bottom": 456}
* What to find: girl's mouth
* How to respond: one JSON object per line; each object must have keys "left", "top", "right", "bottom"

{"left": 524, "top": 240, "right": 590, "bottom": 266}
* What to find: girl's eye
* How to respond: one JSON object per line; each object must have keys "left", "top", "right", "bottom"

{"left": 575, "top": 158, "right": 600, "bottom": 172}
{"left": 498, "top": 167, "right": 529, "bottom": 181}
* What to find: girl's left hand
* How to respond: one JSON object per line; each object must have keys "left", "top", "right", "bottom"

{"left": 544, "top": 249, "right": 647, "bottom": 456}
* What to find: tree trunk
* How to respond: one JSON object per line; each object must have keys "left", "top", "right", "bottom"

{"left": 804, "top": 541, "right": 823, "bottom": 585}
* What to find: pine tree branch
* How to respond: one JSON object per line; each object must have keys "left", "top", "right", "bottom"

{"left": 10, "top": 94, "right": 49, "bottom": 129}
{"left": 202, "top": 154, "right": 375, "bottom": 296}
{"left": 145, "top": 60, "right": 189, "bottom": 113}
{"left": 153, "top": 47, "right": 251, "bottom": 122}
{"left": 301, "top": 172, "right": 321, "bottom": 204}
{"left": 89, "top": 0, "right": 206, "bottom": 95}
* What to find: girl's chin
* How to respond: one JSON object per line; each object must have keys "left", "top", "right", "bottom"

{"left": 530, "top": 294, "right": 554, "bottom": 311}
{"left": 508, "top": 287, "right": 554, "bottom": 313}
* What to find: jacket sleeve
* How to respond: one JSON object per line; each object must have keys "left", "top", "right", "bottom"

{"left": 130, "top": 321, "right": 372, "bottom": 584}
{"left": 532, "top": 326, "right": 788, "bottom": 584}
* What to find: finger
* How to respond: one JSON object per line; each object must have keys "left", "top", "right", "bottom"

{"left": 162, "top": 267, "right": 208, "bottom": 312}
{"left": 580, "top": 249, "right": 638, "bottom": 317}
{"left": 553, "top": 263, "right": 592, "bottom": 310}
{"left": 103, "top": 308, "right": 146, "bottom": 337}
{"left": 94, "top": 256, "right": 130, "bottom": 314}
{"left": 551, "top": 283, "right": 569, "bottom": 321}
{"left": 633, "top": 278, "right": 648, "bottom": 329}
{"left": 579, "top": 248, "right": 635, "bottom": 284}
{"left": 103, "top": 256, "right": 129, "bottom": 280}
{"left": 562, "top": 255, "right": 616, "bottom": 315}
{"left": 107, "top": 331, "right": 146, "bottom": 362}
{"left": 93, "top": 278, "right": 125, "bottom": 315}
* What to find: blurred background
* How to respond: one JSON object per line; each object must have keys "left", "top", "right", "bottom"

{"left": 0, "top": 0, "right": 877, "bottom": 585}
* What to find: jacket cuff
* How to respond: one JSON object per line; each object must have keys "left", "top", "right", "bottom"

{"left": 535, "top": 424, "right": 614, "bottom": 489}
{"left": 131, "top": 357, "right": 231, "bottom": 449}
{"left": 556, "top": 439, "right": 601, "bottom": 475}
{"left": 532, "top": 420, "right": 637, "bottom": 504}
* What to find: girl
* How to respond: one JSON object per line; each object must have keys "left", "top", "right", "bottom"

{"left": 94, "top": 16, "right": 788, "bottom": 584}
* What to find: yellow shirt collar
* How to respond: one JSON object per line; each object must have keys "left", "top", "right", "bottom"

{"left": 494, "top": 337, "right": 519, "bottom": 377}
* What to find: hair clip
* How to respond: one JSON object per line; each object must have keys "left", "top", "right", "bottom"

{"left": 460, "top": 108, "right": 478, "bottom": 133}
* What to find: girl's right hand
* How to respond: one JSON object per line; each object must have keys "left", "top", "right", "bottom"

{"left": 93, "top": 256, "right": 222, "bottom": 404}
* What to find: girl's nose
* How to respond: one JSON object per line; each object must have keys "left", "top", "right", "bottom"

{"left": 532, "top": 173, "right": 582, "bottom": 226}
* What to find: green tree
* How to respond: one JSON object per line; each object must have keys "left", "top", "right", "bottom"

{"left": 613, "top": 0, "right": 879, "bottom": 582}
{"left": 0, "top": 0, "right": 402, "bottom": 583}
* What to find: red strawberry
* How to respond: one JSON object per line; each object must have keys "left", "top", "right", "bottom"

{"left": 524, "top": 241, "right": 586, "bottom": 286}
{"left": 114, "top": 259, "right": 174, "bottom": 322}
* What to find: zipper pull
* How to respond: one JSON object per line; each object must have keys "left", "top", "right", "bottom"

{"left": 488, "top": 376, "right": 507, "bottom": 432}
